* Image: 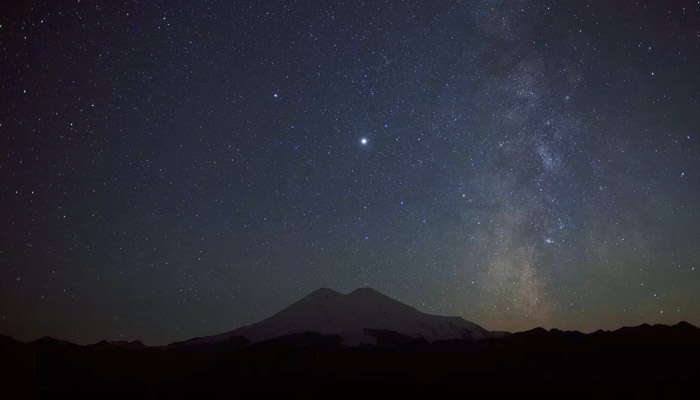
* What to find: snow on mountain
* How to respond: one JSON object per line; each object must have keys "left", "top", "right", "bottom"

{"left": 182, "top": 287, "right": 499, "bottom": 346}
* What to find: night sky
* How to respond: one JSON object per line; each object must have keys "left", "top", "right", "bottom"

{"left": 1, "top": 1, "right": 699, "bottom": 345}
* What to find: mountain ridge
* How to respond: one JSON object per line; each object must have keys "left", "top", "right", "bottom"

{"left": 2, "top": 321, "right": 698, "bottom": 349}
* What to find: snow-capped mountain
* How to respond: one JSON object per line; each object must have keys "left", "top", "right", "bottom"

{"left": 180, "top": 287, "right": 502, "bottom": 346}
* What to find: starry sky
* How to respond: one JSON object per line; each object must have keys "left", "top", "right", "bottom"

{"left": 1, "top": 0, "right": 699, "bottom": 345}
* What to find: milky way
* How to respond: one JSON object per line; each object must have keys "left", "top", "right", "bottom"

{"left": 1, "top": 1, "right": 699, "bottom": 344}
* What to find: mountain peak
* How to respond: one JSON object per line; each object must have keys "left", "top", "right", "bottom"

{"left": 674, "top": 321, "right": 698, "bottom": 330}
{"left": 348, "top": 287, "right": 383, "bottom": 297}
{"left": 307, "top": 287, "right": 342, "bottom": 297}
{"left": 350, "top": 287, "right": 378, "bottom": 293}
{"left": 194, "top": 287, "right": 495, "bottom": 346}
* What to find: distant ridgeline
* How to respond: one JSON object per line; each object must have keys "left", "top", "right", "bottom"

{"left": 2, "top": 288, "right": 699, "bottom": 397}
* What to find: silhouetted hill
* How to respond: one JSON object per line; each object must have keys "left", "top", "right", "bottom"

{"left": 167, "top": 335, "right": 250, "bottom": 352}
{"left": 606, "top": 322, "right": 700, "bottom": 343}
{"left": 2, "top": 321, "right": 699, "bottom": 397}
{"left": 0, "top": 334, "right": 21, "bottom": 347}
{"left": 28, "top": 336, "right": 81, "bottom": 350}
{"left": 89, "top": 340, "right": 147, "bottom": 351}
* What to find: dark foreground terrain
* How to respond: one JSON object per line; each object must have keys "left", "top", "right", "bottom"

{"left": 2, "top": 322, "right": 699, "bottom": 398}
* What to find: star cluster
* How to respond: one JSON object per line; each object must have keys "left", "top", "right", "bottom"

{"left": 1, "top": 1, "right": 699, "bottom": 344}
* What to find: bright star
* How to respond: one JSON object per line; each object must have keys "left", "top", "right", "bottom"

{"left": 360, "top": 137, "right": 368, "bottom": 145}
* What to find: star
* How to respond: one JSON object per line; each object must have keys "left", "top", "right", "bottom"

{"left": 360, "top": 137, "right": 368, "bottom": 145}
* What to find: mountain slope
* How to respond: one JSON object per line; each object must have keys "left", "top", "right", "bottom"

{"left": 181, "top": 287, "right": 499, "bottom": 346}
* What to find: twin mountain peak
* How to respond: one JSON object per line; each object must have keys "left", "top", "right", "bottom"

{"left": 179, "top": 287, "right": 505, "bottom": 347}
